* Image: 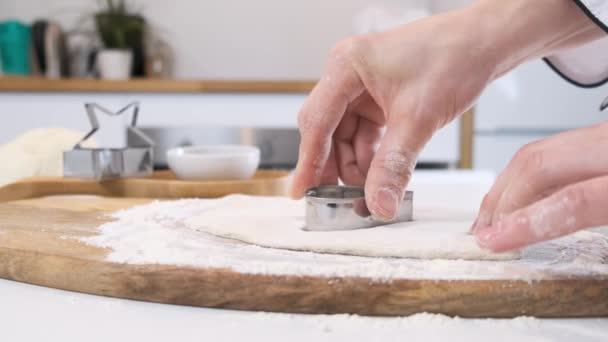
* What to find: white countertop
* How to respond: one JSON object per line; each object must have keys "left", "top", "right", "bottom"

{"left": 2, "top": 279, "right": 607, "bottom": 342}
{"left": 2, "top": 170, "right": 608, "bottom": 341}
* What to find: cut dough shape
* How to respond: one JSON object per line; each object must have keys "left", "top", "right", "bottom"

{"left": 185, "top": 195, "right": 519, "bottom": 261}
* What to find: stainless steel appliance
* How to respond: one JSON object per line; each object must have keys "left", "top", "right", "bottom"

{"left": 133, "top": 126, "right": 300, "bottom": 170}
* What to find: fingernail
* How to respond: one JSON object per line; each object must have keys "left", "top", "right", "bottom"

{"left": 468, "top": 217, "right": 479, "bottom": 234}
{"left": 373, "top": 187, "right": 398, "bottom": 221}
{"left": 470, "top": 211, "right": 492, "bottom": 234}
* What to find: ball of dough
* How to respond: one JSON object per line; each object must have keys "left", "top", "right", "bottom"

{"left": 0, "top": 128, "right": 96, "bottom": 187}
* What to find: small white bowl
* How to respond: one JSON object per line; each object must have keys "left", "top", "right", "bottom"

{"left": 167, "top": 145, "right": 260, "bottom": 181}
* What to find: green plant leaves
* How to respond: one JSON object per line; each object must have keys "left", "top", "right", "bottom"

{"left": 95, "top": 0, "right": 144, "bottom": 49}
{"left": 95, "top": 12, "right": 144, "bottom": 49}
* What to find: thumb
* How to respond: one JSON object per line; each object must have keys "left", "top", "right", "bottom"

{"left": 364, "top": 117, "right": 435, "bottom": 221}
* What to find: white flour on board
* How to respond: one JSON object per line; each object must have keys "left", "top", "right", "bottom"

{"left": 81, "top": 198, "right": 608, "bottom": 281}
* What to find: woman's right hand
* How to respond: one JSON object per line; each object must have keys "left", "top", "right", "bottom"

{"left": 289, "top": 0, "right": 602, "bottom": 222}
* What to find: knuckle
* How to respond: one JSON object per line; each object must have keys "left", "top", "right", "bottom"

{"left": 329, "top": 38, "right": 353, "bottom": 58}
{"left": 330, "top": 36, "right": 361, "bottom": 59}
{"left": 328, "top": 35, "right": 371, "bottom": 69}
{"left": 513, "top": 142, "right": 547, "bottom": 178}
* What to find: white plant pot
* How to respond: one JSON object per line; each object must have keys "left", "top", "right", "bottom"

{"left": 97, "top": 49, "right": 133, "bottom": 80}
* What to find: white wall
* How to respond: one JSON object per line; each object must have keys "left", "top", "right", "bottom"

{"left": 0, "top": 0, "right": 451, "bottom": 80}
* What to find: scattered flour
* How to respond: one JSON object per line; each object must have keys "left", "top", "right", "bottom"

{"left": 214, "top": 311, "right": 608, "bottom": 342}
{"left": 81, "top": 198, "right": 608, "bottom": 281}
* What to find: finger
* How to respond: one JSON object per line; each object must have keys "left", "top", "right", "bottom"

{"left": 364, "top": 114, "right": 435, "bottom": 221}
{"left": 475, "top": 124, "right": 608, "bottom": 233}
{"left": 492, "top": 128, "right": 608, "bottom": 225}
{"left": 476, "top": 175, "right": 608, "bottom": 252}
{"left": 472, "top": 135, "right": 565, "bottom": 233}
{"left": 334, "top": 92, "right": 384, "bottom": 186}
{"left": 289, "top": 65, "right": 364, "bottom": 199}
{"left": 353, "top": 118, "right": 383, "bottom": 179}
{"left": 320, "top": 142, "right": 339, "bottom": 185}
{"left": 474, "top": 128, "right": 581, "bottom": 233}
{"left": 335, "top": 115, "right": 383, "bottom": 186}
{"left": 470, "top": 153, "right": 526, "bottom": 233}
{"left": 334, "top": 113, "right": 363, "bottom": 185}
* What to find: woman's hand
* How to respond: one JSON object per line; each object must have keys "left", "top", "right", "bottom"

{"left": 289, "top": 8, "right": 496, "bottom": 220}
{"left": 290, "top": 0, "right": 603, "bottom": 222}
{"left": 474, "top": 123, "right": 608, "bottom": 251}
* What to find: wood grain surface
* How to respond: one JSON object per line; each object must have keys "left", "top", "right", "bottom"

{"left": 0, "top": 170, "right": 289, "bottom": 202}
{"left": 0, "top": 182, "right": 607, "bottom": 317}
{"left": 0, "top": 77, "right": 316, "bottom": 93}
{"left": 458, "top": 109, "right": 474, "bottom": 169}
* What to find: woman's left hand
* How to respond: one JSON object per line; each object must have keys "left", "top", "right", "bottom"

{"left": 473, "top": 121, "right": 608, "bottom": 251}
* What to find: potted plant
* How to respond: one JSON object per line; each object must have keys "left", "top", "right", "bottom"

{"left": 94, "top": 0, "right": 145, "bottom": 80}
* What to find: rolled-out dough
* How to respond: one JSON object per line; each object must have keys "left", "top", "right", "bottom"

{"left": 185, "top": 195, "right": 519, "bottom": 261}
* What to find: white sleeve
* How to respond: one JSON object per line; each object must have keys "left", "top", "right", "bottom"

{"left": 545, "top": 0, "right": 608, "bottom": 87}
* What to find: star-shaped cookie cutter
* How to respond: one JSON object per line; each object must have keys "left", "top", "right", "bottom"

{"left": 63, "top": 102, "right": 154, "bottom": 180}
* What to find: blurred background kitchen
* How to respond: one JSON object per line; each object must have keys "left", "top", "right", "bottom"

{"left": 1, "top": 0, "right": 608, "bottom": 180}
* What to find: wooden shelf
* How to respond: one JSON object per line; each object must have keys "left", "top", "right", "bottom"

{"left": 0, "top": 77, "right": 317, "bottom": 93}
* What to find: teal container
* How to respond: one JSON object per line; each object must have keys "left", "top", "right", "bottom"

{"left": 0, "top": 20, "right": 31, "bottom": 76}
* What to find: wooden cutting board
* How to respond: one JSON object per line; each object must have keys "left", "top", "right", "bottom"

{"left": 0, "top": 170, "right": 289, "bottom": 202}
{"left": 0, "top": 173, "right": 607, "bottom": 318}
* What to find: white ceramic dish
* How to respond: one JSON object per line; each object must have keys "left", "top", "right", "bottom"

{"left": 167, "top": 145, "right": 260, "bottom": 181}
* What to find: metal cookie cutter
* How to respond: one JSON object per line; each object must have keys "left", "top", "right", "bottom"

{"left": 63, "top": 102, "right": 154, "bottom": 180}
{"left": 305, "top": 185, "right": 413, "bottom": 231}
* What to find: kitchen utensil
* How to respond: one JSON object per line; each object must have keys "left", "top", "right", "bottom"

{"left": 65, "top": 32, "right": 97, "bottom": 78}
{"left": 43, "top": 22, "right": 68, "bottom": 78}
{"left": 63, "top": 102, "right": 154, "bottom": 180}
{"left": 134, "top": 126, "right": 299, "bottom": 169}
{"left": 305, "top": 185, "right": 413, "bottom": 231}
{"left": 167, "top": 145, "right": 260, "bottom": 181}
{"left": 31, "top": 20, "right": 47, "bottom": 74}
{"left": 0, "top": 20, "right": 31, "bottom": 75}
{"left": 145, "top": 38, "right": 173, "bottom": 78}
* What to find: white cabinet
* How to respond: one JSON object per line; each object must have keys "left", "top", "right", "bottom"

{"left": 476, "top": 60, "right": 608, "bottom": 132}
{"left": 474, "top": 60, "right": 608, "bottom": 172}
{"left": 473, "top": 134, "right": 546, "bottom": 173}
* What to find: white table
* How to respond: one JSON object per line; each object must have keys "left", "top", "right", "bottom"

{"left": 2, "top": 279, "right": 607, "bottom": 342}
